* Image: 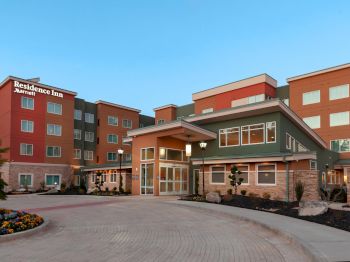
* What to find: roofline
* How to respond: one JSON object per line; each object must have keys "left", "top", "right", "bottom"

{"left": 127, "top": 119, "right": 217, "bottom": 139}
{"left": 191, "top": 152, "right": 317, "bottom": 165}
{"left": 184, "top": 99, "right": 327, "bottom": 149}
{"left": 287, "top": 63, "right": 350, "bottom": 82}
{"left": 82, "top": 165, "right": 132, "bottom": 172}
{"left": 192, "top": 74, "right": 277, "bottom": 101}
{"left": 153, "top": 104, "right": 177, "bottom": 111}
{"left": 1, "top": 76, "right": 77, "bottom": 96}
{"left": 95, "top": 100, "right": 141, "bottom": 113}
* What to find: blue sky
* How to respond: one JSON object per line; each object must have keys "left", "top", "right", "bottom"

{"left": 1, "top": 1, "right": 350, "bottom": 115}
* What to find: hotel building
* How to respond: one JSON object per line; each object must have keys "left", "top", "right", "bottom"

{"left": 127, "top": 64, "right": 350, "bottom": 201}
{"left": 0, "top": 63, "right": 349, "bottom": 202}
{"left": 0, "top": 76, "right": 154, "bottom": 192}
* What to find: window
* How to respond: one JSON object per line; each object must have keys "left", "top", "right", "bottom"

{"left": 303, "top": 115, "right": 321, "bottom": 129}
{"left": 219, "top": 127, "right": 240, "bottom": 147}
{"left": 302, "top": 90, "right": 320, "bottom": 105}
{"left": 257, "top": 164, "right": 276, "bottom": 185}
{"left": 330, "top": 111, "right": 349, "bottom": 127}
{"left": 107, "top": 134, "right": 118, "bottom": 144}
{"left": 159, "top": 148, "right": 187, "bottom": 161}
{"left": 91, "top": 174, "right": 96, "bottom": 183}
{"left": 108, "top": 116, "right": 118, "bottom": 126}
{"left": 107, "top": 152, "right": 117, "bottom": 161}
{"left": 21, "top": 120, "right": 34, "bottom": 133}
{"left": 73, "top": 149, "right": 81, "bottom": 159}
{"left": 237, "top": 165, "right": 249, "bottom": 184}
{"left": 74, "top": 109, "right": 82, "bottom": 120}
{"left": 84, "top": 150, "right": 94, "bottom": 160}
{"left": 47, "top": 102, "right": 62, "bottom": 115}
{"left": 19, "top": 173, "right": 33, "bottom": 187}
{"left": 45, "top": 174, "right": 60, "bottom": 186}
{"left": 286, "top": 133, "right": 309, "bottom": 152}
{"left": 241, "top": 124, "right": 264, "bottom": 145}
{"left": 283, "top": 98, "right": 289, "bottom": 106}
{"left": 231, "top": 94, "right": 265, "bottom": 107}
{"left": 157, "top": 119, "right": 165, "bottom": 125}
{"left": 310, "top": 160, "right": 317, "bottom": 171}
{"left": 266, "top": 122, "right": 276, "bottom": 143}
{"left": 329, "top": 84, "right": 349, "bottom": 100}
{"left": 202, "top": 108, "right": 213, "bottom": 114}
{"left": 122, "top": 119, "right": 132, "bottom": 129}
{"left": 47, "top": 124, "right": 62, "bottom": 136}
{"left": 122, "top": 135, "right": 130, "bottom": 145}
{"left": 210, "top": 166, "right": 225, "bottom": 184}
{"left": 123, "top": 153, "right": 132, "bottom": 162}
{"left": 46, "top": 146, "right": 61, "bottom": 157}
{"left": 85, "top": 132, "right": 94, "bottom": 142}
{"left": 21, "top": 97, "right": 34, "bottom": 110}
{"left": 141, "top": 148, "right": 155, "bottom": 161}
{"left": 85, "top": 113, "right": 94, "bottom": 123}
{"left": 110, "top": 173, "right": 117, "bottom": 183}
{"left": 20, "top": 143, "right": 33, "bottom": 156}
{"left": 74, "top": 129, "right": 82, "bottom": 140}
{"left": 330, "top": 139, "right": 350, "bottom": 152}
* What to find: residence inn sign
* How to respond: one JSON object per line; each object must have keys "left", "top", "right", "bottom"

{"left": 13, "top": 80, "right": 64, "bottom": 98}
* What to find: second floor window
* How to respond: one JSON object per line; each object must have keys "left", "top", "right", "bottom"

{"left": 74, "top": 129, "right": 82, "bottom": 140}
{"left": 20, "top": 143, "right": 33, "bottom": 156}
{"left": 47, "top": 124, "right": 62, "bottom": 136}
{"left": 73, "top": 149, "right": 81, "bottom": 159}
{"left": 219, "top": 127, "right": 240, "bottom": 147}
{"left": 84, "top": 150, "right": 93, "bottom": 160}
{"left": 47, "top": 146, "right": 61, "bottom": 157}
{"left": 107, "top": 152, "right": 117, "bottom": 161}
{"left": 302, "top": 90, "right": 320, "bottom": 105}
{"left": 47, "top": 102, "right": 62, "bottom": 115}
{"left": 21, "top": 120, "right": 34, "bottom": 133}
{"left": 85, "top": 132, "right": 94, "bottom": 142}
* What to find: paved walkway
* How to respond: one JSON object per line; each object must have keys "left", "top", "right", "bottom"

{"left": 174, "top": 200, "right": 350, "bottom": 262}
{"left": 0, "top": 195, "right": 312, "bottom": 262}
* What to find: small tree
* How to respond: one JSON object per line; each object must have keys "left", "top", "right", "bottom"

{"left": 195, "top": 173, "right": 199, "bottom": 195}
{"left": 0, "top": 146, "right": 9, "bottom": 200}
{"left": 295, "top": 180, "right": 304, "bottom": 202}
{"left": 228, "top": 165, "right": 244, "bottom": 195}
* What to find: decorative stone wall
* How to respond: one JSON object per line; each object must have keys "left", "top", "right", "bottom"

{"left": 87, "top": 172, "right": 131, "bottom": 193}
{"left": 199, "top": 168, "right": 320, "bottom": 202}
{"left": 6, "top": 163, "right": 73, "bottom": 192}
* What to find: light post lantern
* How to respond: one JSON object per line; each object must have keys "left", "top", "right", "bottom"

{"left": 118, "top": 148, "right": 124, "bottom": 193}
{"left": 199, "top": 141, "right": 207, "bottom": 196}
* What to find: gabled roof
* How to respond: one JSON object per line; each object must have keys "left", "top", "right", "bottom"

{"left": 0, "top": 76, "right": 77, "bottom": 96}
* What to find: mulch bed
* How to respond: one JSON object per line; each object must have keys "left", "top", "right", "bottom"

{"left": 183, "top": 195, "right": 350, "bottom": 232}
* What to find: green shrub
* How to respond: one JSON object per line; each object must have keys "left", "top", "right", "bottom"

{"left": 60, "top": 182, "right": 66, "bottom": 192}
{"left": 40, "top": 181, "right": 45, "bottom": 191}
{"left": 240, "top": 190, "right": 247, "bottom": 196}
{"left": 119, "top": 175, "right": 124, "bottom": 193}
{"left": 105, "top": 187, "right": 109, "bottom": 192}
{"left": 330, "top": 188, "right": 347, "bottom": 202}
{"left": 295, "top": 180, "right": 304, "bottom": 202}
{"left": 0, "top": 178, "right": 8, "bottom": 200}
{"left": 227, "top": 189, "right": 233, "bottom": 195}
{"left": 262, "top": 192, "right": 271, "bottom": 200}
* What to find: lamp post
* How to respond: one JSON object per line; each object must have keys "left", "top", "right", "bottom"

{"left": 118, "top": 148, "right": 124, "bottom": 193}
{"left": 199, "top": 141, "right": 207, "bottom": 196}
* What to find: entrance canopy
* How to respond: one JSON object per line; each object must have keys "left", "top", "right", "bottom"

{"left": 127, "top": 120, "right": 217, "bottom": 142}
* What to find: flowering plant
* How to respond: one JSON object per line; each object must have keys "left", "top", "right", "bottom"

{"left": 0, "top": 208, "right": 44, "bottom": 235}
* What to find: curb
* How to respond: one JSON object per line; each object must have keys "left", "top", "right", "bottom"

{"left": 0, "top": 217, "right": 50, "bottom": 243}
{"left": 173, "top": 201, "right": 329, "bottom": 262}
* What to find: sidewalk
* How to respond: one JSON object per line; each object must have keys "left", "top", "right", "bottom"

{"left": 172, "top": 200, "right": 350, "bottom": 262}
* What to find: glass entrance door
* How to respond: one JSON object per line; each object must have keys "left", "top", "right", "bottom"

{"left": 159, "top": 165, "right": 188, "bottom": 195}
{"left": 141, "top": 163, "right": 154, "bottom": 195}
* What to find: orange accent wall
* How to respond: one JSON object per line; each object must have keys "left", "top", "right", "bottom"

{"left": 96, "top": 104, "right": 140, "bottom": 165}
{"left": 155, "top": 107, "right": 177, "bottom": 123}
{"left": 194, "top": 82, "right": 276, "bottom": 114}
{"left": 289, "top": 67, "right": 350, "bottom": 159}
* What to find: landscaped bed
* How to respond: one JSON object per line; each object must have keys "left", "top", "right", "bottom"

{"left": 0, "top": 208, "right": 44, "bottom": 235}
{"left": 181, "top": 195, "right": 350, "bottom": 232}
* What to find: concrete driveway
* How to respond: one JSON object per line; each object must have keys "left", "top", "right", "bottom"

{"left": 0, "top": 195, "right": 311, "bottom": 262}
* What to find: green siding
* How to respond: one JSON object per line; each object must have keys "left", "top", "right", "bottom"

{"left": 176, "top": 103, "right": 195, "bottom": 118}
